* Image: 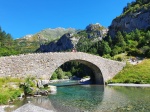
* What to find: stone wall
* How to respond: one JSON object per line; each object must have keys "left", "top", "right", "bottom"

{"left": 0, "top": 52, "right": 126, "bottom": 84}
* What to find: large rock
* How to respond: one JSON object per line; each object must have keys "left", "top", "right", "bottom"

{"left": 85, "top": 23, "right": 108, "bottom": 39}
{"left": 37, "top": 80, "right": 50, "bottom": 88}
{"left": 13, "top": 103, "right": 53, "bottom": 112}
{"left": 109, "top": 8, "right": 150, "bottom": 38}
{"left": 38, "top": 33, "right": 74, "bottom": 52}
{"left": 48, "top": 85, "right": 57, "bottom": 94}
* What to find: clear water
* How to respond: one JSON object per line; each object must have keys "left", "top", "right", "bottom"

{"left": 48, "top": 85, "right": 150, "bottom": 112}
{"left": 5, "top": 82, "right": 150, "bottom": 112}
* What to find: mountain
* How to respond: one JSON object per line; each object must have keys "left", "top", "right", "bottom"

{"left": 17, "top": 27, "right": 77, "bottom": 43}
{"left": 109, "top": 0, "right": 150, "bottom": 38}
{"left": 37, "top": 23, "right": 108, "bottom": 52}
{"left": 105, "top": 0, "right": 150, "bottom": 58}
{"left": 15, "top": 27, "right": 77, "bottom": 53}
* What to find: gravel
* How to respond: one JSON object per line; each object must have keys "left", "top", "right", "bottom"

{"left": 108, "top": 83, "right": 150, "bottom": 87}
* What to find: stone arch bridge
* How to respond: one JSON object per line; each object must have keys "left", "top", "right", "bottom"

{"left": 0, "top": 52, "right": 126, "bottom": 84}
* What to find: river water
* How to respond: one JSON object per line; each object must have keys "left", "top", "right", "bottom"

{"left": 5, "top": 81, "right": 150, "bottom": 112}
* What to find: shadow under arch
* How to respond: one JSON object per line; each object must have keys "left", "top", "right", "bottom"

{"left": 51, "top": 59, "right": 104, "bottom": 85}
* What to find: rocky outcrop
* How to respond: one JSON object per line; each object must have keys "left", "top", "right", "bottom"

{"left": 38, "top": 23, "right": 108, "bottom": 52}
{"left": 38, "top": 33, "right": 74, "bottom": 52}
{"left": 109, "top": 8, "right": 150, "bottom": 38}
{"left": 85, "top": 23, "right": 108, "bottom": 39}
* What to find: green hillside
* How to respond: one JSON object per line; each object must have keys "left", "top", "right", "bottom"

{"left": 15, "top": 28, "right": 77, "bottom": 54}
{"left": 108, "top": 59, "right": 150, "bottom": 84}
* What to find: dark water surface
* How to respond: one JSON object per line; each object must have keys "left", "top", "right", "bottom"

{"left": 5, "top": 83, "right": 150, "bottom": 112}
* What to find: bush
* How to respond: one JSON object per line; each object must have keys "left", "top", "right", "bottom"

{"left": 127, "top": 49, "right": 143, "bottom": 57}
{"left": 145, "top": 49, "right": 150, "bottom": 58}
{"left": 65, "top": 72, "right": 72, "bottom": 78}
{"left": 51, "top": 72, "right": 58, "bottom": 80}
{"left": 116, "top": 56, "right": 123, "bottom": 61}
{"left": 19, "top": 76, "right": 36, "bottom": 96}
{"left": 102, "top": 54, "right": 111, "bottom": 59}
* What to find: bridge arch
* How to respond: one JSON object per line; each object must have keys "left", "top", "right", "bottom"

{"left": 51, "top": 59, "right": 104, "bottom": 84}
{"left": 0, "top": 52, "right": 126, "bottom": 84}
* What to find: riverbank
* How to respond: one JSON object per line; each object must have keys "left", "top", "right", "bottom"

{"left": 108, "top": 59, "right": 150, "bottom": 84}
{"left": 108, "top": 83, "right": 150, "bottom": 87}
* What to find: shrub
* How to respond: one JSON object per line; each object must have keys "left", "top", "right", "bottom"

{"left": 0, "top": 93, "right": 9, "bottom": 104}
{"left": 19, "top": 76, "right": 36, "bottom": 96}
{"left": 51, "top": 72, "right": 58, "bottom": 80}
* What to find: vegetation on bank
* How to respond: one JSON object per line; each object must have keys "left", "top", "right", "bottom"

{"left": 108, "top": 59, "right": 150, "bottom": 84}
{"left": 0, "top": 76, "right": 53, "bottom": 105}
{"left": 0, "top": 77, "right": 22, "bottom": 104}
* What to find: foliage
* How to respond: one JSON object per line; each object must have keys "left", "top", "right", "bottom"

{"left": 0, "top": 77, "right": 22, "bottom": 104}
{"left": 0, "top": 27, "right": 21, "bottom": 56}
{"left": 108, "top": 59, "right": 150, "bottom": 84}
{"left": 121, "top": 0, "right": 150, "bottom": 18}
{"left": 103, "top": 29, "right": 150, "bottom": 57}
{"left": 51, "top": 72, "right": 58, "bottom": 80}
{"left": 50, "top": 62, "right": 94, "bottom": 80}
{"left": 19, "top": 76, "right": 36, "bottom": 96}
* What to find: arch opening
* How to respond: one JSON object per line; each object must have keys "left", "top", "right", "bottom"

{"left": 50, "top": 59, "right": 104, "bottom": 85}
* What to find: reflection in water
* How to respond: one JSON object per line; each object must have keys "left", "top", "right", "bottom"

{"left": 48, "top": 85, "right": 150, "bottom": 112}
{"left": 5, "top": 85, "right": 150, "bottom": 112}
{"left": 49, "top": 85, "right": 104, "bottom": 112}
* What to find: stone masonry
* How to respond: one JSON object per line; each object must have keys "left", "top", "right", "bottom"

{"left": 0, "top": 52, "right": 126, "bottom": 84}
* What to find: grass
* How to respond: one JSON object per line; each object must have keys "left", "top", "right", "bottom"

{"left": 108, "top": 59, "right": 150, "bottom": 84}
{"left": 0, "top": 77, "right": 23, "bottom": 105}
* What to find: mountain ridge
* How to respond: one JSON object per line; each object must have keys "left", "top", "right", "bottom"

{"left": 37, "top": 23, "right": 108, "bottom": 52}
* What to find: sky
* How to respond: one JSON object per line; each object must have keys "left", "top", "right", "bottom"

{"left": 0, "top": 0, "right": 134, "bottom": 39}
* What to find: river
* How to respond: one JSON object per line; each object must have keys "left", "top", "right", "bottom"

{"left": 5, "top": 80, "right": 150, "bottom": 112}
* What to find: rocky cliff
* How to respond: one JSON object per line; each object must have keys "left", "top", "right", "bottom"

{"left": 109, "top": 6, "right": 150, "bottom": 38}
{"left": 86, "top": 23, "right": 108, "bottom": 38}
{"left": 38, "top": 33, "right": 74, "bottom": 52}
{"left": 37, "top": 23, "right": 108, "bottom": 52}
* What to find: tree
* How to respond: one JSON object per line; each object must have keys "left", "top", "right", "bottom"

{"left": 145, "top": 31, "right": 150, "bottom": 44}
{"left": 104, "top": 36, "right": 112, "bottom": 47}
{"left": 56, "top": 68, "right": 64, "bottom": 79}
{"left": 133, "top": 29, "right": 142, "bottom": 41}
{"left": 115, "top": 31, "right": 126, "bottom": 47}
{"left": 97, "top": 41, "right": 111, "bottom": 56}
{"left": 51, "top": 72, "right": 58, "bottom": 80}
{"left": 102, "top": 41, "right": 111, "bottom": 55}
{"left": 111, "top": 46, "right": 122, "bottom": 56}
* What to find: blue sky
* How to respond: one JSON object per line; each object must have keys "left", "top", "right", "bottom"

{"left": 0, "top": 0, "right": 134, "bottom": 39}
